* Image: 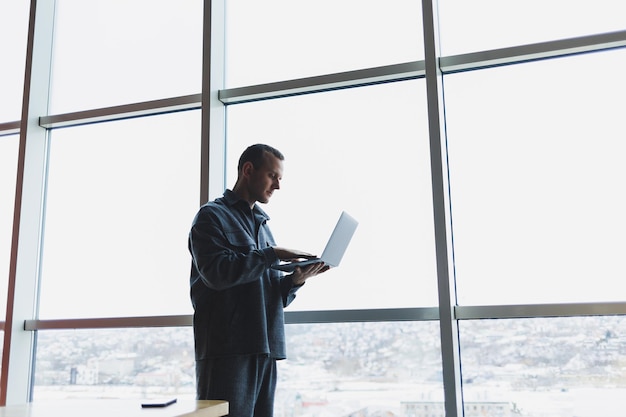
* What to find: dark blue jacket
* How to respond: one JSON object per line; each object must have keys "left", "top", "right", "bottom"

{"left": 188, "top": 190, "right": 301, "bottom": 360}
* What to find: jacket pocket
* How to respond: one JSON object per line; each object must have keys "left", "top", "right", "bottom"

{"left": 223, "top": 230, "right": 256, "bottom": 250}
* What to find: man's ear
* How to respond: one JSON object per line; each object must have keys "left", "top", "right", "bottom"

{"left": 241, "top": 161, "right": 255, "bottom": 178}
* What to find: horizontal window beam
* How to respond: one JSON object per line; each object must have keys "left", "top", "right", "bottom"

{"left": 220, "top": 30, "right": 626, "bottom": 104}
{"left": 218, "top": 61, "right": 426, "bottom": 104}
{"left": 440, "top": 29, "right": 626, "bottom": 73}
{"left": 21, "top": 302, "right": 626, "bottom": 331}
{"left": 38, "top": 94, "right": 201, "bottom": 130}
{"left": 23, "top": 315, "right": 192, "bottom": 331}
{"left": 26, "top": 30, "right": 626, "bottom": 130}
{"left": 286, "top": 308, "right": 439, "bottom": 324}
{"left": 456, "top": 302, "right": 626, "bottom": 320}
{"left": 23, "top": 309, "right": 438, "bottom": 331}
{"left": 0, "top": 121, "right": 20, "bottom": 137}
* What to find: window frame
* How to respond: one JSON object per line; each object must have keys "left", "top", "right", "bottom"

{"left": 3, "top": 0, "right": 626, "bottom": 414}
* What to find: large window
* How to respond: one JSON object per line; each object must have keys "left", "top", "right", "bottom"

{"left": 33, "top": 321, "right": 443, "bottom": 413}
{"left": 278, "top": 322, "right": 442, "bottom": 416}
{"left": 225, "top": 0, "right": 424, "bottom": 87}
{"left": 0, "top": 136, "right": 20, "bottom": 321}
{"left": 4, "top": 1, "right": 626, "bottom": 415}
{"left": 445, "top": 49, "right": 626, "bottom": 305}
{"left": 0, "top": 2, "right": 29, "bottom": 121}
{"left": 226, "top": 81, "right": 438, "bottom": 310}
{"left": 39, "top": 112, "right": 200, "bottom": 318}
{"left": 459, "top": 316, "right": 626, "bottom": 417}
{"left": 438, "top": 0, "right": 626, "bottom": 55}
{"left": 49, "top": 0, "right": 202, "bottom": 113}
{"left": 33, "top": 327, "right": 195, "bottom": 400}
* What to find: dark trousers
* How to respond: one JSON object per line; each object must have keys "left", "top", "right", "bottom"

{"left": 196, "top": 355, "right": 277, "bottom": 417}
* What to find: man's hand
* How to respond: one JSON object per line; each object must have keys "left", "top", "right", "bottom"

{"left": 290, "top": 262, "right": 330, "bottom": 286}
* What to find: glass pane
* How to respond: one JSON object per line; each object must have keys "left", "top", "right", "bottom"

{"left": 0, "top": 136, "right": 20, "bottom": 321}
{"left": 438, "top": 0, "right": 626, "bottom": 55}
{"left": 39, "top": 112, "right": 200, "bottom": 318}
{"left": 50, "top": 0, "right": 202, "bottom": 113}
{"left": 32, "top": 322, "right": 442, "bottom": 417}
{"left": 0, "top": 1, "right": 30, "bottom": 122}
{"left": 278, "top": 322, "right": 443, "bottom": 416}
{"left": 226, "top": 0, "right": 423, "bottom": 87}
{"left": 460, "top": 316, "right": 626, "bottom": 417}
{"left": 33, "top": 327, "right": 195, "bottom": 400}
{"left": 445, "top": 50, "right": 626, "bottom": 305}
{"left": 226, "top": 81, "right": 437, "bottom": 310}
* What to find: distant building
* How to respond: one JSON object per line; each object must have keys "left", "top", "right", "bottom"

{"left": 402, "top": 401, "right": 512, "bottom": 417}
{"left": 95, "top": 354, "right": 136, "bottom": 384}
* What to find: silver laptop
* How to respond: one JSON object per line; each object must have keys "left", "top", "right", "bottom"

{"left": 272, "top": 211, "right": 358, "bottom": 272}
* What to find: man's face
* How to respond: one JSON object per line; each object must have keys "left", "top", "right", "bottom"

{"left": 248, "top": 153, "right": 283, "bottom": 204}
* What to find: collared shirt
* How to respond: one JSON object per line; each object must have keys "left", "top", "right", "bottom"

{"left": 188, "top": 190, "right": 301, "bottom": 360}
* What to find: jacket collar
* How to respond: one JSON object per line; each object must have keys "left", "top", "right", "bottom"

{"left": 223, "top": 189, "right": 271, "bottom": 221}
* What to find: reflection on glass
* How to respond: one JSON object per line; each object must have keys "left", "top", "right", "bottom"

{"left": 225, "top": 0, "right": 423, "bottom": 87}
{"left": 445, "top": 50, "right": 626, "bottom": 305}
{"left": 39, "top": 112, "right": 200, "bottom": 318}
{"left": 0, "top": 1, "right": 29, "bottom": 121}
{"left": 226, "top": 81, "right": 437, "bottom": 310}
{"left": 50, "top": 0, "right": 202, "bottom": 113}
{"left": 0, "top": 136, "right": 20, "bottom": 320}
{"left": 460, "top": 316, "right": 626, "bottom": 417}
{"left": 438, "top": 0, "right": 626, "bottom": 55}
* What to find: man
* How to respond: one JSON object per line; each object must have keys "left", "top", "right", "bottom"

{"left": 188, "top": 143, "right": 328, "bottom": 417}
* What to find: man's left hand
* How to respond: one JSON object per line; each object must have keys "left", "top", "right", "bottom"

{"left": 291, "top": 262, "right": 329, "bottom": 286}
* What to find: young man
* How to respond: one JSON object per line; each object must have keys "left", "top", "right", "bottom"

{"left": 188, "top": 144, "right": 328, "bottom": 417}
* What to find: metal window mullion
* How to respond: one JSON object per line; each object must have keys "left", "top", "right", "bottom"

{"left": 2, "top": 0, "right": 56, "bottom": 405}
{"left": 422, "top": 1, "right": 463, "bottom": 416}
{"left": 201, "top": 0, "right": 226, "bottom": 206}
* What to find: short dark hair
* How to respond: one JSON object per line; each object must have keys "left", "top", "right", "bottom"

{"left": 237, "top": 144, "right": 284, "bottom": 172}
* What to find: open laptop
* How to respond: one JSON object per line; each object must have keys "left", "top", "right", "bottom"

{"left": 272, "top": 211, "right": 358, "bottom": 272}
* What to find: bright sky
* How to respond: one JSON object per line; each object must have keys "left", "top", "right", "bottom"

{"left": 2, "top": 0, "right": 626, "bottom": 319}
